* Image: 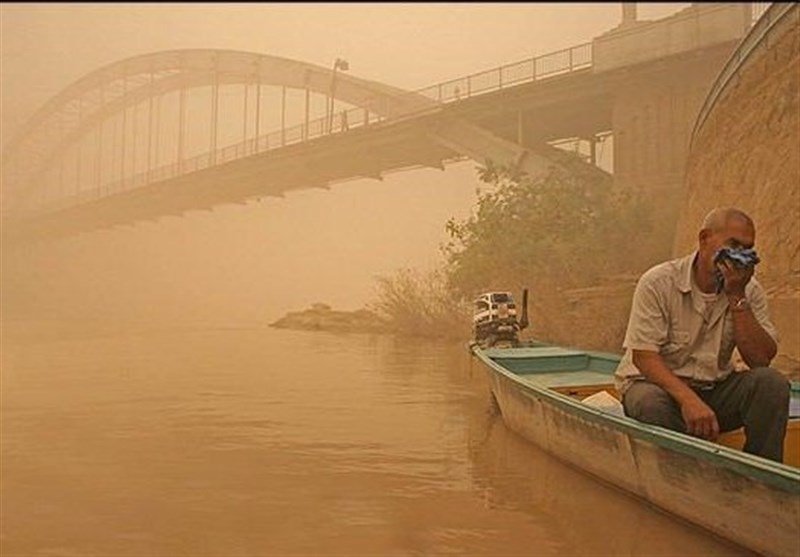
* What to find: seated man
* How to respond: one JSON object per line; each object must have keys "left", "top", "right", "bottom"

{"left": 615, "top": 207, "right": 789, "bottom": 462}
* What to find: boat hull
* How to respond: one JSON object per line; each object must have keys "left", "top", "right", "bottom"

{"left": 477, "top": 348, "right": 800, "bottom": 557}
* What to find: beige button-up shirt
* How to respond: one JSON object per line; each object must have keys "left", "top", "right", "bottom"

{"left": 614, "top": 251, "right": 780, "bottom": 396}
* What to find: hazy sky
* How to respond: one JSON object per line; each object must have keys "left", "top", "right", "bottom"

{"left": 1, "top": 3, "right": 690, "bottom": 138}
{"left": 1, "top": 3, "right": 690, "bottom": 325}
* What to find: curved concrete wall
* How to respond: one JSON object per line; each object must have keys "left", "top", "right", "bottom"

{"left": 675, "top": 9, "right": 800, "bottom": 374}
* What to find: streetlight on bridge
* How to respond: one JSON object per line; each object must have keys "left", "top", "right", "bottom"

{"left": 328, "top": 57, "right": 349, "bottom": 133}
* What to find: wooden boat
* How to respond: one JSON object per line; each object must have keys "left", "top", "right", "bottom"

{"left": 470, "top": 340, "right": 800, "bottom": 557}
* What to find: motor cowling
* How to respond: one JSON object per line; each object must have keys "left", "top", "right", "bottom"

{"left": 472, "top": 290, "right": 529, "bottom": 347}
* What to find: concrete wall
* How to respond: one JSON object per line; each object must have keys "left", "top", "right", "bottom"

{"left": 581, "top": 5, "right": 750, "bottom": 262}
{"left": 607, "top": 45, "right": 734, "bottom": 264}
{"left": 593, "top": 4, "right": 751, "bottom": 73}
{"left": 676, "top": 8, "right": 800, "bottom": 375}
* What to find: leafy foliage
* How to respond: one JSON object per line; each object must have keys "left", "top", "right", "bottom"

{"left": 442, "top": 160, "right": 652, "bottom": 298}
{"left": 372, "top": 160, "right": 657, "bottom": 342}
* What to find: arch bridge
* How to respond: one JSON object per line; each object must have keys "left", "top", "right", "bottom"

{"left": 2, "top": 3, "right": 758, "bottom": 241}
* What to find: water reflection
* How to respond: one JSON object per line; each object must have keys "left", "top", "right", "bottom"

{"left": 1, "top": 325, "right": 749, "bottom": 555}
{"left": 465, "top": 405, "right": 752, "bottom": 556}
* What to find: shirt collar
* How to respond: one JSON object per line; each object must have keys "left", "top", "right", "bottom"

{"left": 677, "top": 251, "right": 698, "bottom": 294}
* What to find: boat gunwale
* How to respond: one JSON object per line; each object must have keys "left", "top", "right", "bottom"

{"left": 470, "top": 342, "right": 800, "bottom": 493}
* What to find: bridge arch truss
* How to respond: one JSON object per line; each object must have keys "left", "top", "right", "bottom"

{"left": 2, "top": 49, "right": 434, "bottom": 217}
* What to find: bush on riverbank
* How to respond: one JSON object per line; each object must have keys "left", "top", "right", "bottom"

{"left": 369, "top": 268, "right": 471, "bottom": 339}
{"left": 371, "top": 160, "right": 658, "bottom": 347}
{"left": 442, "top": 161, "right": 653, "bottom": 297}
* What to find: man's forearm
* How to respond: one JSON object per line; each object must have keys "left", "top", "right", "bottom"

{"left": 631, "top": 349, "right": 720, "bottom": 440}
{"left": 632, "top": 350, "right": 700, "bottom": 406}
{"left": 728, "top": 302, "right": 777, "bottom": 367}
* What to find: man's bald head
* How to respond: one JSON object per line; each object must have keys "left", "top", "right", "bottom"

{"left": 700, "top": 207, "right": 755, "bottom": 234}
{"left": 697, "top": 207, "right": 756, "bottom": 270}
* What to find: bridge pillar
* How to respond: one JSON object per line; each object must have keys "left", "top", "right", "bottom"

{"left": 210, "top": 70, "right": 219, "bottom": 164}
{"left": 146, "top": 71, "right": 153, "bottom": 182}
{"left": 594, "top": 3, "right": 751, "bottom": 257}
{"left": 304, "top": 70, "right": 311, "bottom": 141}
{"left": 255, "top": 60, "right": 262, "bottom": 149}
{"left": 178, "top": 86, "right": 186, "bottom": 171}
{"left": 94, "top": 122, "right": 101, "bottom": 192}
{"left": 610, "top": 63, "right": 726, "bottom": 259}
{"left": 120, "top": 75, "right": 127, "bottom": 189}
{"left": 75, "top": 98, "right": 83, "bottom": 197}
{"left": 281, "top": 86, "right": 286, "bottom": 146}
{"left": 243, "top": 82, "right": 249, "bottom": 146}
{"left": 621, "top": 3, "right": 637, "bottom": 27}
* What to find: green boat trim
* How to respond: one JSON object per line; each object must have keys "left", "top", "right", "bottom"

{"left": 471, "top": 342, "right": 800, "bottom": 494}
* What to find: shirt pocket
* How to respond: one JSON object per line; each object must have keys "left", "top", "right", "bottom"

{"left": 662, "top": 329, "right": 690, "bottom": 355}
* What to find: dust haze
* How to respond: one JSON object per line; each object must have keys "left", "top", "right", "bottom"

{"left": 4, "top": 6, "right": 799, "bottom": 556}
{"left": 1, "top": 3, "right": 690, "bottom": 328}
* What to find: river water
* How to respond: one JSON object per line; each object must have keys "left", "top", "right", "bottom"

{"left": 2, "top": 324, "right": 749, "bottom": 556}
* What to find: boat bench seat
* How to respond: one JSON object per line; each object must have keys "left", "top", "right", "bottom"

{"left": 521, "top": 371, "right": 613, "bottom": 389}
{"left": 517, "top": 371, "right": 616, "bottom": 399}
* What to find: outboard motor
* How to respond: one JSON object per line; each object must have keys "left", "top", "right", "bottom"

{"left": 472, "top": 289, "right": 529, "bottom": 348}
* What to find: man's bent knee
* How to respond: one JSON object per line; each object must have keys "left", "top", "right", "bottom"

{"left": 623, "top": 382, "right": 685, "bottom": 432}
{"left": 748, "top": 367, "right": 790, "bottom": 399}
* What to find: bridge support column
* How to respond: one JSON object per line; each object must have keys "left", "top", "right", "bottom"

{"left": 75, "top": 98, "right": 82, "bottom": 197}
{"left": 178, "top": 86, "right": 186, "bottom": 171}
{"left": 610, "top": 71, "right": 720, "bottom": 261}
{"left": 95, "top": 84, "right": 103, "bottom": 195}
{"left": 147, "top": 70, "right": 154, "bottom": 183}
{"left": 517, "top": 110, "right": 524, "bottom": 146}
{"left": 120, "top": 76, "right": 127, "bottom": 189}
{"left": 242, "top": 82, "right": 248, "bottom": 148}
{"left": 210, "top": 70, "right": 219, "bottom": 165}
{"left": 255, "top": 58, "right": 261, "bottom": 153}
{"left": 112, "top": 118, "right": 118, "bottom": 193}
{"left": 304, "top": 70, "right": 311, "bottom": 141}
{"left": 255, "top": 77, "right": 261, "bottom": 151}
{"left": 131, "top": 97, "right": 138, "bottom": 182}
{"left": 304, "top": 88, "right": 310, "bottom": 140}
{"left": 58, "top": 150, "right": 64, "bottom": 203}
{"left": 95, "top": 123, "right": 101, "bottom": 193}
{"left": 154, "top": 95, "right": 162, "bottom": 172}
{"left": 281, "top": 86, "right": 286, "bottom": 147}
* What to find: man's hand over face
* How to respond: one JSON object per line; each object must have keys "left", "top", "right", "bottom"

{"left": 717, "top": 258, "right": 754, "bottom": 298}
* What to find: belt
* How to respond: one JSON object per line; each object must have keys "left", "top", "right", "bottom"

{"left": 683, "top": 378, "right": 718, "bottom": 391}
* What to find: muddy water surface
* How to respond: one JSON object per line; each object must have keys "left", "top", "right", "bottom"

{"left": 1, "top": 325, "right": 749, "bottom": 556}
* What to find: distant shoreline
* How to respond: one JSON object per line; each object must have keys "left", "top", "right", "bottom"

{"left": 269, "top": 303, "right": 390, "bottom": 334}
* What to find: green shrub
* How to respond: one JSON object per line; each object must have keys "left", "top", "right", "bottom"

{"left": 442, "top": 161, "right": 653, "bottom": 298}
{"left": 370, "top": 160, "right": 656, "bottom": 341}
{"left": 369, "top": 267, "right": 471, "bottom": 339}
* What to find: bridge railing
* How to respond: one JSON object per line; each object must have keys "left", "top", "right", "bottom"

{"left": 397, "top": 42, "right": 593, "bottom": 106}
{"left": 197, "top": 42, "right": 591, "bottom": 169}
{"left": 28, "top": 41, "right": 594, "bottom": 216}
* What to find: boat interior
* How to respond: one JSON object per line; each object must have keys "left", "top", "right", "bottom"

{"left": 485, "top": 344, "right": 800, "bottom": 468}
